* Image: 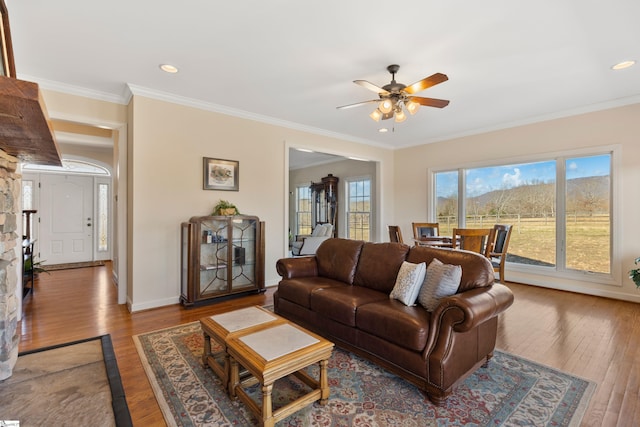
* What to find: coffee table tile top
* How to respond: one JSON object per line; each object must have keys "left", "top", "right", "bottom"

{"left": 239, "top": 323, "right": 320, "bottom": 361}
{"left": 209, "top": 306, "right": 277, "bottom": 332}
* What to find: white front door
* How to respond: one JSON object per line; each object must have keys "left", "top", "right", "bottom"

{"left": 40, "top": 175, "right": 94, "bottom": 264}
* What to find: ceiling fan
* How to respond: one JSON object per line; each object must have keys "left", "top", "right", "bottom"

{"left": 337, "top": 64, "right": 449, "bottom": 123}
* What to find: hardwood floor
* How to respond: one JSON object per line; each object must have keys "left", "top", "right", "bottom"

{"left": 18, "top": 263, "right": 639, "bottom": 426}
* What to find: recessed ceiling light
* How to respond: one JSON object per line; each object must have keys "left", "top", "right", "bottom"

{"left": 611, "top": 60, "right": 636, "bottom": 70}
{"left": 159, "top": 64, "right": 179, "bottom": 73}
{"left": 378, "top": 128, "right": 388, "bottom": 133}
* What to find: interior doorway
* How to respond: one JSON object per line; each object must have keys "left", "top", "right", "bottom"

{"left": 287, "top": 147, "right": 379, "bottom": 247}
{"left": 22, "top": 159, "right": 113, "bottom": 266}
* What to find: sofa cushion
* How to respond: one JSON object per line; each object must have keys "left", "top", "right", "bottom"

{"left": 315, "top": 238, "right": 364, "bottom": 285}
{"left": 389, "top": 261, "right": 426, "bottom": 306}
{"left": 310, "top": 286, "right": 388, "bottom": 327}
{"left": 277, "top": 277, "right": 347, "bottom": 308}
{"left": 357, "top": 300, "right": 430, "bottom": 352}
{"left": 407, "top": 245, "right": 494, "bottom": 292}
{"left": 353, "top": 242, "right": 410, "bottom": 293}
{"left": 418, "top": 258, "right": 462, "bottom": 311}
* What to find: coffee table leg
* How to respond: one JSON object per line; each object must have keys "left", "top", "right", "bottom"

{"left": 319, "top": 359, "right": 329, "bottom": 405}
{"left": 229, "top": 357, "right": 239, "bottom": 398}
{"left": 262, "top": 383, "right": 274, "bottom": 427}
{"left": 202, "top": 332, "right": 211, "bottom": 366}
{"left": 222, "top": 352, "right": 231, "bottom": 390}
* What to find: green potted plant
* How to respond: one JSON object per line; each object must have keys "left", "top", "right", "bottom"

{"left": 629, "top": 257, "right": 640, "bottom": 289}
{"left": 24, "top": 257, "right": 50, "bottom": 278}
{"left": 212, "top": 199, "right": 240, "bottom": 216}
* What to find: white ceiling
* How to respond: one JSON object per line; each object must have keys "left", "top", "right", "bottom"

{"left": 7, "top": 0, "right": 640, "bottom": 149}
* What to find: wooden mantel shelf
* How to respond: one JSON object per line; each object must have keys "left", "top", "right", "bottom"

{"left": 0, "top": 76, "right": 61, "bottom": 166}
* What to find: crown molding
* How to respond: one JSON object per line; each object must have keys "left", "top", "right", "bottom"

{"left": 18, "top": 76, "right": 387, "bottom": 148}
{"left": 401, "top": 94, "right": 640, "bottom": 149}
{"left": 17, "top": 76, "right": 637, "bottom": 152}
{"left": 18, "top": 74, "right": 130, "bottom": 105}
{"left": 125, "top": 84, "right": 388, "bottom": 149}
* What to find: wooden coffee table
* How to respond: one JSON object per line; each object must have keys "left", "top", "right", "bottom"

{"left": 226, "top": 321, "right": 334, "bottom": 427}
{"left": 199, "top": 306, "right": 283, "bottom": 389}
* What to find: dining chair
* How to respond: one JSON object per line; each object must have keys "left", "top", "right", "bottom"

{"left": 388, "top": 225, "right": 404, "bottom": 244}
{"left": 452, "top": 228, "right": 492, "bottom": 254}
{"left": 412, "top": 223, "right": 440, "bottom": 243}
{"left": 411, "top": 222, "right": 453, "bottom": 247}
{"left": 485, "top": 224, "right": 513, "bottom": 282}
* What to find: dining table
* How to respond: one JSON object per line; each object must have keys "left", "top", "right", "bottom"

{"left": 413, "top": 236, "right": 456, "bottom": 248}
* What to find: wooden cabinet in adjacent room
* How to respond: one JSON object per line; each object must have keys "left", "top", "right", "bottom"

{"left": 180, "top": 215, "right": 265, "bottom": 306}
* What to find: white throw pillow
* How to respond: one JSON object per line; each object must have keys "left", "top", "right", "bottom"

{"left": 390, "top": 261, "right": 427, "bottom": 306}
{"left": 418, "top": 258, "right": 462, "bottom": 311}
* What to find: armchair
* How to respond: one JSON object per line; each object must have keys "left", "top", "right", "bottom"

{"left": 291, "top": 223, "right": 333, "bottom": 256}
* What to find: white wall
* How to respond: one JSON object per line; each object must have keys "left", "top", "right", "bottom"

{"left": 394, "top": 103, "right": 640, "bottom": 302}
{"left": 128, "top": 95, "right": 394, "bottom": 311}
{"left": 43, "top": 87, "right": 639, "bottom": 308}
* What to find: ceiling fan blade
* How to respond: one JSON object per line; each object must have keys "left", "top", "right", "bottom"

{"left": 354, "top": 80, "right": 390, "bottom": 95}
{"left": 404, "top": 73, "right": 448, "bottom": 95}
{"left": 336, "top": 99, "right": 379, "bottom": 110}
{"left": 409, "top": 96, "right": 450, "bottom": 108}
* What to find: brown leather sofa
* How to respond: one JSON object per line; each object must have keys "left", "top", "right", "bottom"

{"left": 274, "top": 238, "right": 514, "bottom": 404}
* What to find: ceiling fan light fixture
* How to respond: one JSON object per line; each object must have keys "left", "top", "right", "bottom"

{"left": 379, "top": 99, "right": 394, "bottom": 114}
{"left": 337, "top": 64, "right": 449, "bottom": 124}
{"left": 405, "top": 99, "right": 420, "bottom": 115}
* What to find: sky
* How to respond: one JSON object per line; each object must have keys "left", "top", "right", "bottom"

{"left": 437, "top": 154, "right": 610, "bottom": 198}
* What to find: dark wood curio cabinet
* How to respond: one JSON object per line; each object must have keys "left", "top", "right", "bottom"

{"left": 310, "top": 174, "right": 338, "bottom": 236}
{"left": 180, "top": 215, "right": 265, "bottom": 306}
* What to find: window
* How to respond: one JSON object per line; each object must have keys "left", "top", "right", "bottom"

{"left": 22, "top": 179, "right": 35, "bottom": 238}
{"left": 435, "top": 171, "right": 458, "bottom": 236}
{"left": 432, "top": 150, "right": 613, "bottom": 279}
{"left": 346, "top": 177, "right": 371, "bottom": 241}
{"left": 295, "top": 185, "right": 312, "bottom": 236}
{"left": 98, "top": 183, "right": 109, "bottom": 252}
{"left": 22, "top": 179, "right": 34, "bottom": 210}
{"left": 564, "top": 154, "right": 611, "bottom": 274}
{"left": 23, "top": 159, "right": 110, "bottom": 175}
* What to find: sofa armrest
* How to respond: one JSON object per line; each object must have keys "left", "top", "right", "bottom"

{"left": 441, "top": 283, "right": 514, "bottom": 333}
{"left": 276, "top": 256, "right": 319, "bottom": 279}
{"left": 425, "top": 283, "right": 514, "bottom": 353}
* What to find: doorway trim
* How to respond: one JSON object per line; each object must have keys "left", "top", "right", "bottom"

{"left": 44, "top": 111, "right": 128, "bottom": 305}
{"left": 284, "top": 141, "right": 384, "bottom": 255}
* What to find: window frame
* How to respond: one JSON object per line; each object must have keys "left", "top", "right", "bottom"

{"left": 427, "top": 145, "right": 621, "bottom": 286}
{"left": 294, "top": 184, "right": 312, "bottom": 237}
{"left": 345, "top": 175, "right": 373, "bottom": 241}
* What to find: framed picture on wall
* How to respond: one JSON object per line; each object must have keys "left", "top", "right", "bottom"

{"left": 203, "top": 157, "right": 239, "bottom": 191}
{"left": 0, "top": 0, "right": 16, "bottom": 78}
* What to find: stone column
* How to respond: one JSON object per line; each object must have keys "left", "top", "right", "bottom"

{"left": 0, "top": 150, "right": 20, "bottom": 380}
